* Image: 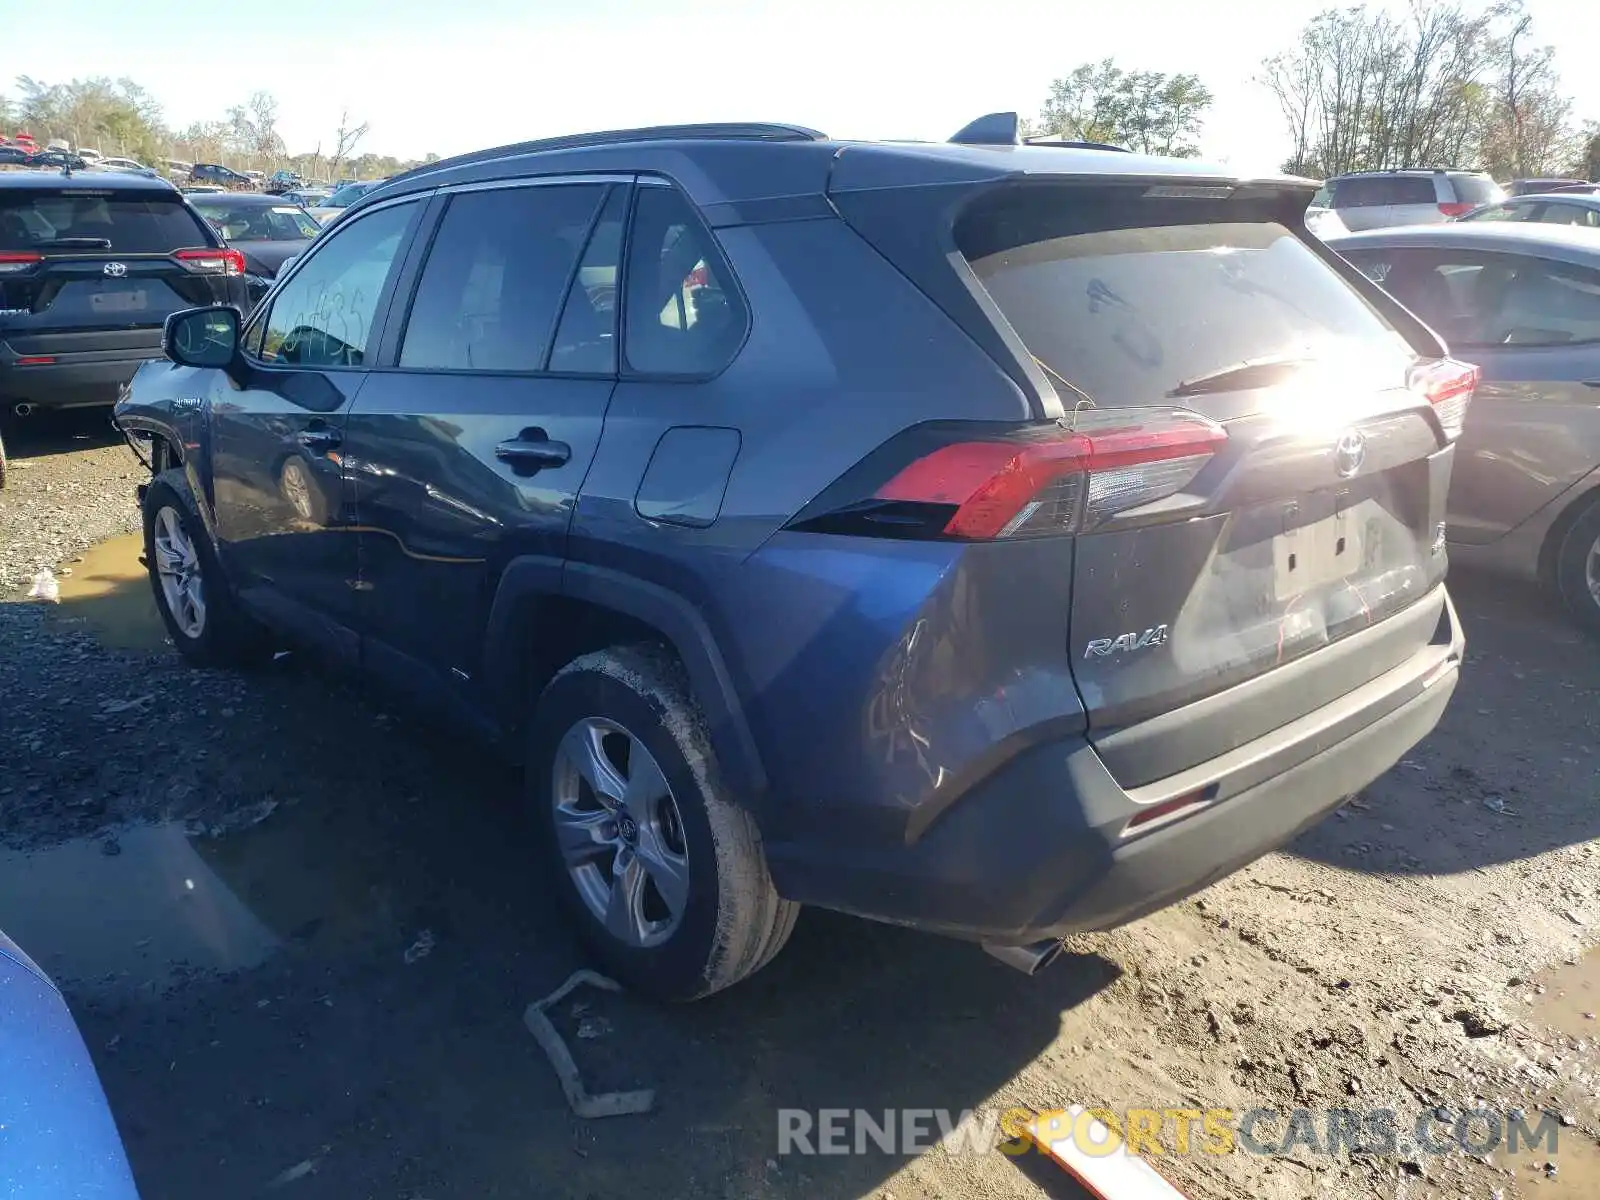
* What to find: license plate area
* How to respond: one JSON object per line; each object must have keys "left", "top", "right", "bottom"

{"left": 1274, "top": 508, "right": 1363, "bottom": 600}
{"left": 90, "top": 289, "right": 148, "bottom": 313}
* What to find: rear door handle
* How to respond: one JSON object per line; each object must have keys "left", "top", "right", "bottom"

{"left": 496, "top": 429, "right": 570, "bottom": 475}
{"left": 296, "top": 425, "right": 342, "bottom": 452}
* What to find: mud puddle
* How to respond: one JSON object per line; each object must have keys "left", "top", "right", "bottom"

{"left": 0, "top": 794, "right": 417, "bottom": 998}
{"left": 1532, "top": 944, "right": 1600, "bottom": 1041}
{"left": 48, "top": 531, "right": 167, "bottom": 652}
{"left": 1499, "top": 1128, "right": 1600, "bottom": 1198}
{"left": 0, "top": 824, "right": 279, "bottom": 998}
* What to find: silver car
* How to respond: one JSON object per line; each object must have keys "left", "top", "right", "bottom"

{"left": 1324, "top": 169, "right": 1503, "bottom": 231}
{"left": 1459, "top": 193, "right": 1600, "bottom": 229}
{"left": 1329, "top": 222, "right": 1600, "bottom": 632}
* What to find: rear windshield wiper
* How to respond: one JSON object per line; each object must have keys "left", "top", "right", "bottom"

{"left": 1168, "top": 355, "right": 1318, "bottom": 398}
{"left": 36, "top": 237, "right": 114, "bottom": 250}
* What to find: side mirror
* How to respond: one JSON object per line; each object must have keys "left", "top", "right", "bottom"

{"left": 163, "top": 306, "right": 240, "bottom": 369}
{"left": 277, "top": 254, "right": 299, "bottom": 276}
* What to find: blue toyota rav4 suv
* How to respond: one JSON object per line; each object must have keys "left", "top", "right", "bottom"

{"left": 115, "top": 116, "right": 1468, "bottom": 1001}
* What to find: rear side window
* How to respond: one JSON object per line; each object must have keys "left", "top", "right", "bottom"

{"left": 1342, "top": 248, "right": 1600, "bottom": 346}
{"left": 399, "top": 183, "right": 606, "bottom": 373}
{"left": 1332, "top": 176, "right": 1436, "bottom": 208}
{"left": 0, "top": 190, "right": 211, "bottom": 253}
{"left": 623, "top": 185, "right": 747, "bottom": 376}
{"left": 1448, "top": 175, "right": 1502, "bottom": 207}
{"left": 955, "top": 189, "right": 1411, "bottom": 407}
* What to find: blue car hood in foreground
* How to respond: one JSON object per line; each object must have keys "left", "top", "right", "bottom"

{"left": 0, "top": 931, "right": 140, "bottom": 1198}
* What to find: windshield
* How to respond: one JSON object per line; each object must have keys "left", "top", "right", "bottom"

{"left": 325, "top": 183, "right": 370, "bottom": 207}
{"left": 194, "top": 202, "right": 320, "bottom": 241}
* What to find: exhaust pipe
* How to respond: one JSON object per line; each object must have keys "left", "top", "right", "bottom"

{"left": 13, "top": 403, "right": 33, "bottom": 417}
{"left": 983, "top": 938, "right": 1066, "bottom": 976}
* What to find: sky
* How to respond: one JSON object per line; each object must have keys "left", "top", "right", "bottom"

{"left": 10, "top": 0, "right": 1599, "bottom": 171}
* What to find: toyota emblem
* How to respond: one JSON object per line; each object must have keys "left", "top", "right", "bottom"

{"left": 103, "top": 262, "right": 128, "bottom": 277}
{"left": 1334, "top": 429, "right": 1366, "bottom": 479}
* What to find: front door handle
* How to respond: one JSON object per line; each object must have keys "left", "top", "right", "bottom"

{"left": 297, "top": 425, "right": 342, "bottom": 453}
{"left": 496, "top": 429, "right": 571, "bottom": 476}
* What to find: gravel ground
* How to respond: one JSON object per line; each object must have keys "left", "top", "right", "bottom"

{"left": 3, "top": 412, "right": 1598, "bottom": 1200}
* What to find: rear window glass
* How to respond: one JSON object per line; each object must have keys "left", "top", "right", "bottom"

{"left": 1332, "top": 176, "right": 1436, "bottom": 207}
{"left": 1448, "top": 174, "right": 1502, "bottom": 206}
{"left": 956, "top": 192, "right": 1411, "bottom": 407}
{"left": 0, "top": 191, "right": 209, "bottom": 253}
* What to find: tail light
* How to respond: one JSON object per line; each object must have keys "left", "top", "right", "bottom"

{"left": 791, "top": 411, "right": 1227, "bottom": 541}
{"left": 0, "top": 251, "right": 41, "bottom": 275}
{"left": 1438, "top": 202, "right": 1474, "bottom": 218}
{"left": 1409, "top": 357, "right": 1479, "bottom": 441}
{"left": 173, "top": 247, "right": 246, "bottom": 277}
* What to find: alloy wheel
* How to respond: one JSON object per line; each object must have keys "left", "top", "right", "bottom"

{"left": 551, "top": 717, "right": 690, "bottom": 948}
{"left": 1587, "top": 532, "right": 1600, "bottom": 609}
{"left": 152, "top": 506, "right": 207, "bottom": 639}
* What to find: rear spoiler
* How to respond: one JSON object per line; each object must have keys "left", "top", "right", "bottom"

{"left": 946, "top": 111, "right": 1132, "bottom": 154}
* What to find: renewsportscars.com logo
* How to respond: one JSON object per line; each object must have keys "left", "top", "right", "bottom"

{"left": 776, "top": 1105, "right": 1566, "bottom": 1159}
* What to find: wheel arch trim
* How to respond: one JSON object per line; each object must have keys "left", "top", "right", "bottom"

{"left": 482, "top": 557, "right": 768, "bottom": 798}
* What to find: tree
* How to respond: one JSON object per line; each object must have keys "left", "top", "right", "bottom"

{"left": 6, "top": 73, "right": 427, "bottom": 177}
{"left": 1259, "top": 1, "right": 1589, "bottom": 179}
{"left": 1574, "top": 122, "right": 1600, "bottom": 180}
{"left": 1036, "top": 60, "right": 1213, "bottom": 155}
{"left": 329, "top": 110, "right": 369, "bottom": 178}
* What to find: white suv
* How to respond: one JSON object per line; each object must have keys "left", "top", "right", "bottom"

{"left": 1322, "top": 170, "right": 1503, "bottom": 231}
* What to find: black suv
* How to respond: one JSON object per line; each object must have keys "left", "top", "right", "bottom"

{"left": 0, "top": 171, "right": 250, "bottom": 414}
{"left": 116, "top": 117, "right": 1468, "bottom": 1001}
{"left": 189, "top": 163, "right": 251, "bottom": 188}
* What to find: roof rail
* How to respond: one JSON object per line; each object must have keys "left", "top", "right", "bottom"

{"left": 388, "top": 122, "right": 828, "bottom": 183}
{"left": 949, "top": 112, "right": 1021, "bottom": 146}
{"left": 1023, "top": 137, "right": 1131, "bottom": 153}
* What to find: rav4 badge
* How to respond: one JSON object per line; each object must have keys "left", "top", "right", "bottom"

{"left": 1083, "top": 625, "right": 1170, "bottom": 659}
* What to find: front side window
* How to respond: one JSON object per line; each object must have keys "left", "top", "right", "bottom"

{"left": 255, "top": 199, "right": 417, "bottom": 368}
{"left": 399, "top": 183, "right": 606, "bottom": 373}
{"left": 1466, "top": 202, "right": 1537, "bottom": 223}
{"left": 623, "top": 185, "right": 747, "bottom": 375}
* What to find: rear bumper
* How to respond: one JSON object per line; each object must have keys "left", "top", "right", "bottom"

{"left": 0, "top": 341, "right": 162, "bottom": 410}
{"left": 766, "top": 587, "right": 1464, "bottom": 943}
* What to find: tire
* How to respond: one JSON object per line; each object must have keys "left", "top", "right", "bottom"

{"left": 142, "top": 472, "right": 273, "bottom": 667}
{"left": 527, "top": 644, "right": 798, "bottom": 1002}
{"left": 1554, "top": 493, "right": 1600, "bottom": 638}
